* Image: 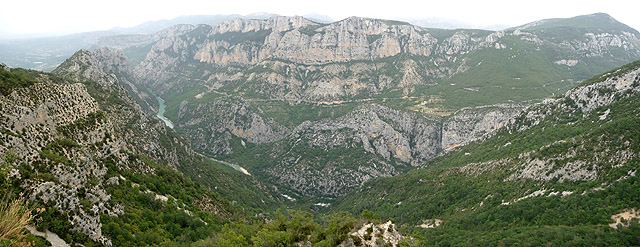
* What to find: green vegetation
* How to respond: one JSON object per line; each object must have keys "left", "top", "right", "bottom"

{"left": 0, "top": 67, "right": 39, "bottom": 95}
{"left": 253, "top": 101, "right": 359, "bottom": 128}
{"left": 98, "top": 158, "right": 234, "bottom": 246}
{"left": 176, "top": 155, "right": 283, "bottom": 214}
{"left": 519, "top": 13, "right": 638, "bottom": 33}
{"left": 581, "top": 59, "right": 640, "bottom": 86}
{"left": 0, "top": 153, "right": 50, "bottom": 247}
{"left": 220, "top": 135, "right": 410, "bottom": 197}
{"left": 334, "top": 64, "right": 640, "bottom": 245}
{"left": 194, "top": 210, "right": 418, "bottom": 247}
{"left": 4, "top": 14, "right": 640, "bottom": 246}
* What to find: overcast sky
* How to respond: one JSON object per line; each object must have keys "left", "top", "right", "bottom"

{"left": 1, "top": 0, "right": 639, "bottom": 37}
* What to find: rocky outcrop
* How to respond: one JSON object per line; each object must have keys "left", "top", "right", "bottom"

{"left": 512, "top": 65, "right": 640, "bottom": 131}
{"left": 504, "top": 65, "right": 640, "bottom": 182}
{"left": 442, "top": 104, "right": 526, "bottom": 151}
{"left": 0, "top": 49, "right": 214, "bottom": 245}
{"left": 54, "top": 48, "right": 194, "bottom": 166}
{"left": 342, "top": 221, "right": 407, "bottom": 247}
{"left": 293, "top": 104, "right": 441, "bottom": 164}
{"left": 176, "top": 95, "right": 289, "bottom": 155}
{"left": 133, "top": 14, "right": 640, "bottom": 107}
{"left": 452, "top": 63, "right": 640, "bottom": 185}
{"left": 241, "top": 103, "right": 521, "bottom": 196}
{"left": 132, "top": 16, "right": 495, "bottom": 100}
{"left": 0, "top": 79, "right": 128, "bottom": 246}
{"left": 97, "top": 14, "right": 640, "bottom": 199}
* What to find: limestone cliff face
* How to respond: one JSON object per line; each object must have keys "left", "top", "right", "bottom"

{"left": 212, "top": 16, "right": 313, "bottom": 34}
{"left": 292, "top": 104, "right": 441, "bottom": 164}
{"left": 442, "top": 104, "right": 526, "bottom": 151}
{"left": 216, "top": 102, "right": 522, "bottom": 197}
{"left": 133, "top": 16, "right": 496, "bottom": 99}
{"left": 0, "top": 78, "right": 129, "bottom": 246}
{"left": 54, "top": 48, "right": 193, "bottom": 166}
{"left": 133, "top": 15, "right": 640, "bottom": 105}
{"left": 106, "top": 14, "right": 640, "bottom": 198}
{"left": 135, "top": 32, "right": 195, "bottom": 92}
{"left": 257, "top": 104, "right": 440, "bottom": 196}
{"left": 193, "top": 17, "right": 440, "bottom": 65}
{"left": 176, "top": 96, "right": 289, "bottom": 155}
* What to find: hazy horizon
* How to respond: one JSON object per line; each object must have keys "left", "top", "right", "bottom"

{"left": 1, "top": 0, "right": 639, "bottom": 39}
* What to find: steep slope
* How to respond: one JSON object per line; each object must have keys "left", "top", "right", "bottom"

{"left": 219, "top": 103, "right": 523, "bottom": 197}
{"left": 333, "top": 60, "right": 640, "bottom": 245}
{"left": 33, "top": 14, "right": 639, "bottom": 201}
{"left": 0, "top": 67, "right": 235, "bottom": 246}
{"left": 51, "top": 48, "right": 284, "bottom": 212}
{"left": 135, "top": 14, "right": 640, "bottom": 107}
{"left": 118, "top": 14, "right": 640, "bottom": 198}
{"left": 0, "top": 49, "right": 283, "bottom": 246}
{"left": 52, "top": 48, "right": 187, "bottom": 165}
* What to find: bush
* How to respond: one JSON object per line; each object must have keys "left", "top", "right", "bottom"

{"left": 0, "top": 195, "right": 36, "bottom": 245}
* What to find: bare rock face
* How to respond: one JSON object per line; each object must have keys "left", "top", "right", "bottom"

{"left": 104, "top": 14, "right": 640, "bottom": 199}
{"left": 0, "top": 49, "right": 207, "bottom": 245}
{"left": 127, "top": 14, "right": 640, "bottom": 129}
{"left": 132, "top": 16, "right": 498, "bottom": 101}
{"left": 55, "top": 48, "right": 195, "bottom": 166}
{"left": 0, "top": 80, "right": 130, "bottom": 246}
{"left": 247, "top": 103, "right": 521, "bottom": 197}
{"left": 191, "top": 16, "right": 440, "bottom": 66}
{"left": 293, "top": 104, "right": 441, "bottom": 164}
{"left": 343, "top": 221, "right": 408, "bottom": 247}
{"left": 442, "top": 104, "right": 526, "bottom": 151}
{"left": 52, "top": 49, "right": 119, "bottom": 86}
{"left": 176, "top": 96, "right": 289, "bottom": 155}
{"left": 513, "top": 67, "right": 640, "bottom": 132}
{"left": 132, "top": 15, "right": 640, "bottom": 104}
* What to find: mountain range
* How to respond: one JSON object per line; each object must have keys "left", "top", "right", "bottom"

{"left": 1, "top": 12, "right": 640, "bottom": 246}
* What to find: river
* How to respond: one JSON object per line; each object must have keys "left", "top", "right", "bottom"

{"left": 155, "top": 95, "right": 174, "bottom": 129}
{"left": 154, "top": 96, "right": 251, "bottom": 175}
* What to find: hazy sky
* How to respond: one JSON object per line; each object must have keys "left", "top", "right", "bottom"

{"left": 1, "top": 0, "right": 639, "bottom": 36}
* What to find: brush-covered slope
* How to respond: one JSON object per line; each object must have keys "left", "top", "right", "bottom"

{"left": 0, "top": 62, "right": 416, "bottom": 247}
{"left": 332, "top": 60, "right": 640, "bottom": 245}
{"left": 0, "top": 49, "right": 283, "bottom": 246}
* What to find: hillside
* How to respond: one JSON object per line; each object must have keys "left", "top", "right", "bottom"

{"left": 0, "top": 59, "right": 413, "bottom": 246}
{"left": 120, "top": 13, "right": 640, "bottom": 198}
{"left": 0, "top": 48, "right": 285, "bottom": 246}
{"left": 332, "top": 60, "right": 640, "bottom": 245}
{"left": 3, "top": 12, "right": 640, "bottom": 247}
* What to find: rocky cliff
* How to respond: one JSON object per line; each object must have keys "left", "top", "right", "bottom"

{"left": 133, "top": 14, "right": 640, "bottom": 104}
{"left": 333, "top": 60, "right": 640, "bottom": 244}
{"left": 0, "top": 72, "right": 136, "bottom": 245}
{"left": 0, "top": 50, "right": 276, "bottom": 245}
{"left": 442, "top": 104, "right": 526, "bottom": 151}
{"left": 176, "top": 95, "right": 289, "bottom": 155}
{"left": 216, "top": 100, "right": 524, "bottom": 197}
{"left": 53, "top": 48, "right": 193, "bottom": 166}
{"left": 52, "top": 14, "right": 640, "bottom": 199}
